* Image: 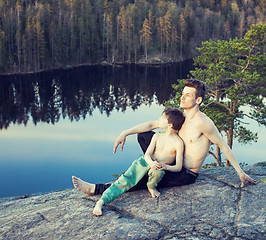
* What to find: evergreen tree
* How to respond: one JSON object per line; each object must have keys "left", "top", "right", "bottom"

{"left": 164, "top": 10, "right": 171, "bottom": 56}
{"left": 117, "top": 6, "right": 127, "bottom": 61}
{"left": 0, "top": 29, "right": 7, "bottom": 70}
{"left": 140, "top": 18, "right": 152, "bottom": 59}
{"left": 179, "top": 13, "right": 185, "bottom": 61}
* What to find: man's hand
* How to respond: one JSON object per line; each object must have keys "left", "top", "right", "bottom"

{"left": 113, "top": 133, "right": 126, "bottom": 153}
{"left": 239, "top": 172, "right": 259, "bottom": 188}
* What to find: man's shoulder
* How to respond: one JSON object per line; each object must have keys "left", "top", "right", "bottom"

{"left": 195, "top": 111, "right": 212, "bottom": 122}
{"left": 194, "top": 111, "right": 214, "bottom": 129}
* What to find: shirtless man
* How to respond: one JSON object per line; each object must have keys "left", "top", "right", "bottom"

{"left": 72, "top": 79, "right": 258, "bottom": 197}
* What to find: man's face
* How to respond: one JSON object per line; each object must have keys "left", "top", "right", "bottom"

{"left": 180, "top": 86, "right": 198, "bottom": 109}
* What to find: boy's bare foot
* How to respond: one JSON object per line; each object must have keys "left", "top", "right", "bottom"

{"left": 72, "top": 176, "right": 95, "bottom": 196}
{"left": 93, "top": 199, "right": 104, "bottom": 216}
{"left": 148, "top": 188, "right": 161, "bottom": 198}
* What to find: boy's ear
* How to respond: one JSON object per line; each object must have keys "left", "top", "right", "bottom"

{"left": 168, "top": 122, "right": 174, "bottom": 129}
{"left": 196, "top": 97, "right": 202, "bottom": 105}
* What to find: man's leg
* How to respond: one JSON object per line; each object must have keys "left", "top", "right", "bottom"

{"left": 137, "top": 131, "right": 156, "bottom": 153}
{"left": 72, "top": 176, "right": 96, "bottom": 195}
{"left": 157, "top": 167, "right": 198, "bottom": 188}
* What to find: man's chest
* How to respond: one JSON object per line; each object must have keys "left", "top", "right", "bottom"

{"left": 179, "top": 122, "right": 203, "bottom": 145}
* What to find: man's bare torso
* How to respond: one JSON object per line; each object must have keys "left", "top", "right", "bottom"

{"left": 179, "top": 112, "right": 211, "bottom": 173}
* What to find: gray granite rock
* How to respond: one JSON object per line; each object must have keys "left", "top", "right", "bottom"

{"left": 0, "top": 163, "right": 265, "bottom": 240}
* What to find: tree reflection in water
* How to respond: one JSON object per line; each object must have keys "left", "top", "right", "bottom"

{"left": 0, "top": 61, "right": 193, "bottom": 129}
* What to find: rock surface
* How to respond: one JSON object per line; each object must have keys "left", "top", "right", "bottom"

{"left": 0, "top": 163, "right": 265, "bottom": 240}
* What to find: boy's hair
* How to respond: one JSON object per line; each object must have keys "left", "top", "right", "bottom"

{"left": 185, "top": 79, "right": 206, "bottom": 101}
{"left": 163, "top": 107, "right": 185, "bottom": 131}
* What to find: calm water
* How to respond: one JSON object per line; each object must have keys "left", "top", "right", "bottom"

{"left": 0, "top": 62, "right": 265, "bottom": 198}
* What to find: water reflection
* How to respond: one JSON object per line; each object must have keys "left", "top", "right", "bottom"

{"left": 0, "top": 61, "right": 193, "bottom": 130}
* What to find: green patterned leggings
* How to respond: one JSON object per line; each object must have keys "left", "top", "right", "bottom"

{"left": 101, "top": 156, "right": 165, "bottom": 205}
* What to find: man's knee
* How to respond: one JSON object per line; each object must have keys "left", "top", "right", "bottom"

{"left": 137, "top": 132, "right": 144, "bottom": 144}
{"left": 137, "top": 132, "right": 147, "bottom": 153}
{"left": 137, "top": 131, "right": 155, "bottom": 153}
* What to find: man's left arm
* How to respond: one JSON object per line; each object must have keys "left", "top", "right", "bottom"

{"left": 199, "top": 116, "right": 258, "bottom": 187}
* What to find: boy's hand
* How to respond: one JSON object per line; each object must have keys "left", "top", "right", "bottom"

{"left": 157, "top": 162, "right": 167, "bottom": 170}
{"left": 149, "top": 161, "right": 162, "bottom": 170}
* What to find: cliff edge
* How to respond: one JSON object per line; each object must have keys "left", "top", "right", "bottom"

{"left": 0, "top": 163, "right": 265, "bottom": 240}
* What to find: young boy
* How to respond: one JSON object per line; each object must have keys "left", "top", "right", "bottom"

{"left": 92, "top": 107, "right": 185, "bottom": 216}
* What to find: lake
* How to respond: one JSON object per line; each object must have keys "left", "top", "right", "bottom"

{"left": 0, "top": 61, "right": 265, "bottom": 198}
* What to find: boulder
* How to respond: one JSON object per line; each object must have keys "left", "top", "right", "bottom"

{"left": 0, "top": 163, "right": 265, "bottom": 239}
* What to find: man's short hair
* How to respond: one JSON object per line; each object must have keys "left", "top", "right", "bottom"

{"left": 185, "top": 79, "right": 206, "bottom": 100}
{"left": 163, "top": 107, "right": 185, "bottom": 131}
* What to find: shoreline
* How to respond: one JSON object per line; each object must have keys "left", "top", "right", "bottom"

{"left": 0, "top": 56, "right": 192, "bottom": 77}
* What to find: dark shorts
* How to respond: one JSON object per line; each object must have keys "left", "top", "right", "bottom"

{"left": 94, "top": 131, "right": 198, "bottom": 195}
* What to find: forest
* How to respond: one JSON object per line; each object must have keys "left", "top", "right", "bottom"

{"left": 0, "top": 0, "right": 265, "bottom": 74}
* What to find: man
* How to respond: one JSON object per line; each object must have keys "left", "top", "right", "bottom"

{"left": 72, "top": 79, "right": 258, "bottom": 196}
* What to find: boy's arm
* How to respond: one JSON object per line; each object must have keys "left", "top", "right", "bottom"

{"left": 198, "top": 116, "right": 258, "bottom": 187}
{"left": 144, "top": 134, "right": 162, "bottom": 170}
{"left": 113, "top": 120, "right": 159, "bottom": 153}
{"left": 159, "top": 141, "right": 184, "bottom": 172}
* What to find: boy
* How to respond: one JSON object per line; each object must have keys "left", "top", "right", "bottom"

{"left": 92, "top": 107, "right": 185, "bottom": 216}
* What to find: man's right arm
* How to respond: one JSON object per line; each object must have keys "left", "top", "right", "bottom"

{"left": 113, "top": 120, "right": 159, "bottom": 153}
{"left": 198, "top": 114, "right": 258, "bottom": 187}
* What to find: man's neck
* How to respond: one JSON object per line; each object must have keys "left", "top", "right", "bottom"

{"left": 183, "top": 106, "right": 200, "bottom": 120}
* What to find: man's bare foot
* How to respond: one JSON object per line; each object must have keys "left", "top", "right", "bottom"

{"left": 72, "top": 176, "right": 95, "bottom": 196}
{"left": 93, "top": 199, "right": 104, "bottom": 216}
{"left": 148, "top": 188, "right": 161, "bottom": 198}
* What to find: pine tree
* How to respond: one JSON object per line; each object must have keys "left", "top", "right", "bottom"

{"left": 15, "top": 0, "right": 23, "bottom": 72}
{"left": 0, "top": 29, "right": 7, "bottom": 70}
{"left": 164, "top": 10, "right": 172, "bottom": 56}
{"left": 140, "top": 18, "right": 152, "bottom": 59}
{"left": 179, "top": 13, "right": 185, "bottom": 61}
{"left": 117, "top": 6, "right": 127, "bottom": 61}
{"left": 130, "top": 4, "right": 138, "bottom": 63}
